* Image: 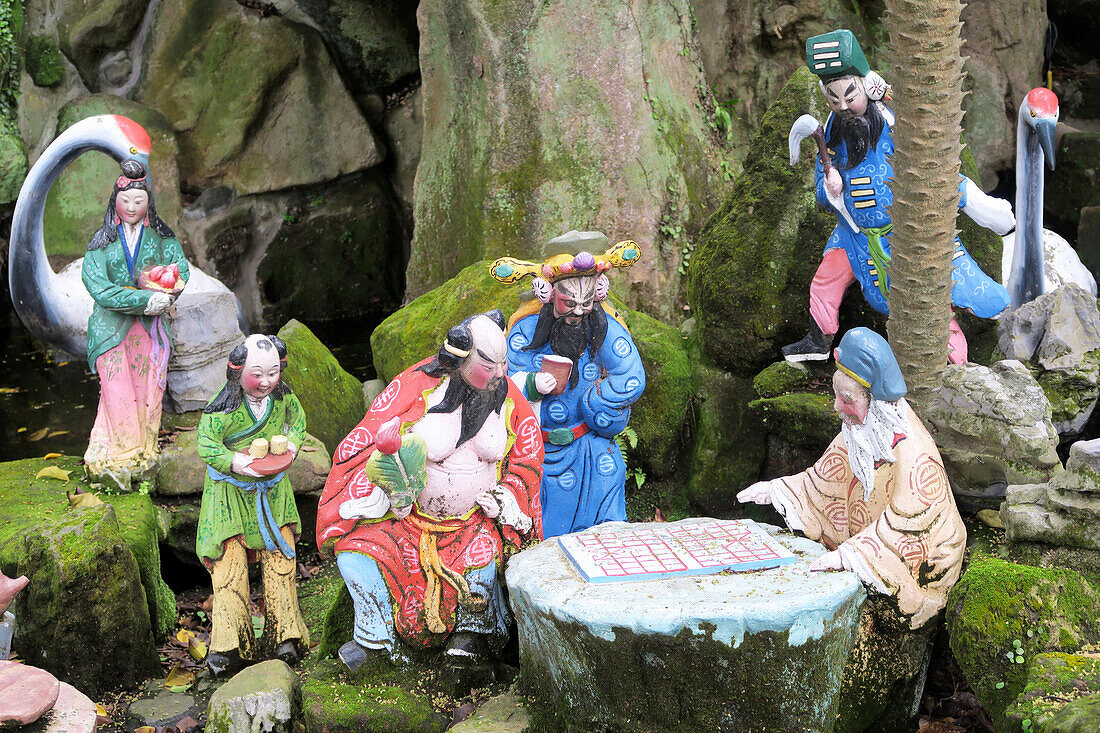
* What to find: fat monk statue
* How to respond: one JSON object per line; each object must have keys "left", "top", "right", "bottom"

{"left": 318, "top": 311, "right": 543, "bottom": 669}
{"left": 738, "top": 327, "right": 966, "bottom": 630}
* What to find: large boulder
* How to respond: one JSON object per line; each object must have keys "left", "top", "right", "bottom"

{"left": 41, "top": 94, "right": 183, "bottom": 260}
{"left": 0, "top": 123, "right": 28, "bottom": 205}
{"left": 178, "top": 176, "right": 405, "bottom": 328}
{"left": 287, "top": 0, "right": 419, "bottom": 95}
{"left": 686, "top": 360, "right": 767, "bottom": 516}
{"left": 276, "top": 319, "right": 364, "bottom": 454}
{"left": 947, "top": 558, "right": 1100, "bottom": 729}
{"left": 996, "top": 284, "right": 1100, "bottom": 435}
{"left": 9, "top": 504, "right": 161, "bottom": 696}
{"left": 409, "top": 0, "right": 727, "bottom": 319}
{"left": 55, "top": 0, "right": 148, "bottom": 91}
{"left": 1003, "top": 438, "right": 1100, "bottom": 551}
{"left": 686, "top": 67, "right": 842, "bottom": 375}
{"left": 922, "top": 360, "right": 1061, "bottom": 508}
{"left": 0, "top": 457, "right": 176, "bottom": 640}
{"left": 137, "top": 0, "right": 382, "bottom": 195}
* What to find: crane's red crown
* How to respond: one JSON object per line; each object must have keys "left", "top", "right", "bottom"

{"left": 1026, "top": 87, "right": 1059, "bottom": 118}
{"left": 112, "top": 115, "right": 151, "bottom": 154}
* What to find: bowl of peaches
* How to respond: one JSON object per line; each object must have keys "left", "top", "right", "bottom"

{"left": 137, "top": 263, "right": 185, "bottom": 295}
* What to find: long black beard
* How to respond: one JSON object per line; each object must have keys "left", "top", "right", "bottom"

{"left": 524, "top": 303, "right": 607, "bottom": 389}
{"left": 827, "top": 102, "right": 885, "bottom": 170}
{"left": 427, "top": 375, "right": 509, "bottom": 449}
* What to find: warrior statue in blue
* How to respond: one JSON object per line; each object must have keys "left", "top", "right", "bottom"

{"left": 490, "top": 231, "right": 646, "bottom": 538}
{"left": 783, "top": 29, "right": 1016, "bottom": 365}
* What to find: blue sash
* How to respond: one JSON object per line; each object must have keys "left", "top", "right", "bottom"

{"left": 206, "top": 466, "right": 295, "bottom": 559}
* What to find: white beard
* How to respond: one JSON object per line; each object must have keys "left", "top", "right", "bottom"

{"left": 841, "top": 398, "right": 911, "bottom": 501}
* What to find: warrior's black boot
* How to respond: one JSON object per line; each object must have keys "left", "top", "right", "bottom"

{"left": 781, "top": 318, "right": 832, "bottom": 362}
{"left": 207, "top": 648, "right": 244, "bottom": 678}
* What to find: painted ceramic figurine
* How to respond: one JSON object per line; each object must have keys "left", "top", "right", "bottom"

{"left": 318, "top": 311, "right": 543, "bottom": 669}
{"left": 783, "top": 29, "right": 1015, "bottom": 365}
{"left": 0, "top": 572, "right": 28, "bottom": 615}
{"left": 82, "top": 159, "right": 190, "bottom": 489}
{"left": 490, "top": 231, "right": 646, "bottom": 538}
{"left": 739, "top": 327, "right": 966, "bottom": 629}
{"left": 196, "top": 334, "right": 309, "bottom": 676}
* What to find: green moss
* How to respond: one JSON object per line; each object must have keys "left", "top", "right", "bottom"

{"left": 686, "top": 360, "right": 767, "bottom": 516}
{"left": 0, "top": 123, "right": 27, "bottom": 205}
{"left": 24, "top": 34, "right": 63, "bottom": 86}
{"left": 0, "top": 456, "right": 177, "bottom": 640}
{"left": 277, "top": 319, "right": 364, "bottom": 453}
{"left": 9, "top": 503, "right": 161, "bottom": 695}
{"left": 101, "top": 492, "right": 177, "bottom": 639}
{"left": 1035, "top": 352, "right": 1100, "bottom": 425}
{"left": 1004, "top": 652, "right": 1100, "bottom": 732}
{"left": 752, "top": 360, "right": 812, "bottom": 398}
{"left": 301, "top": 659, "right": 448, "bottom": 733}
{"left": 749, "top": 393, "right": 840, "bottom": 449}
{"left": 946, "top": 558, "right": 1100, "bottom": 728}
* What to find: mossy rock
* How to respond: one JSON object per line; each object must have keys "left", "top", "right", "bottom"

{"left": 686, "top": 359, "right": 767, "bottom": 516}
{"left": 277, "top": 319, "right": 364, "bottom": 454}
{"left": 206, "top": 659, "right": 299, "bottom": 733}
{"left": 752, "top": 361, "right": 814, "bottom": 398}
{"left": 137, "top": 0, "right": 381, "bottom": 195}
{"left": 43, "top": 94, "right": 182, "bottom": 260}
{"left": 0, "top": 455, "right": 176, "bottom": 640}
{"left": 256, "top": 177, "right": 405, "bottom": 325}
{"left": 612, "top": 307, "right": 694, "bottom": 479}
{"left": 9, "top": 503, "right": 161, "bottom": 696}
{"left": 946, "top": 558, "right": 1100, "bottom": 728}
{"left": 686, "top": 66, "right": 834, "bottom": 375}
{"left": 409, "top": 0, "right": 726, "bottom": 318}
{"left": 370, "top": 260, "right": 529, "bottom": 383}
{"left": 749, "top": 393, "right": 840, "bottom": 450}
{"left": 301, "top": 658, "right": 448, "bottom": 733}
{"left": 1004, "top": 652, "right": 1100, "bottom": 733}
{"left": 1035, "top": 351, "right": 1100, "bottom": 428}
{"left": 23, "top": 35, "right": 63, "bottom": 87}
{"left": 291, "top": 0, "right": 419, "bottom": 95}
{"left": 0, "top": 123, "right": 28, "bottom": 205}
{"left": 56, "top": 0, "right": 147, "bottom": 89}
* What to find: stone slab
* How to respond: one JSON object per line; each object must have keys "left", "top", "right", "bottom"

{"left": 448, "top": 692, "right": 530, "bottom": 733}
{"left": 0, "top": 661, "right": 60, "bottom": 726}
{"left": 206, "top": 659, "right": 297, "bottom": 733}
{"left": 24, "top": 682, "right": 98, "bottom": 733}
{"left": 507, "top": 519, "right": 866, "bottom": 731}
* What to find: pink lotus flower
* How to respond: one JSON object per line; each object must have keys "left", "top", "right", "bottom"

{"left": 375, "top": 417, "right": 402, "bottom": 455}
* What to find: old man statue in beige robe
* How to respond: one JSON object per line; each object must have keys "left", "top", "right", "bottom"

{"left": 738, "top": 327, "right": 966, "bottom": 630}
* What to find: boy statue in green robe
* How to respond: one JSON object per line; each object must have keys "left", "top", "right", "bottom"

{"left": 196, "top": 334, "right": 309, "bottom": 676}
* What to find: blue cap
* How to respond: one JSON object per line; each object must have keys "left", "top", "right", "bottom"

{"left": 833, "top": 327, "right": 907, "bottom": 402}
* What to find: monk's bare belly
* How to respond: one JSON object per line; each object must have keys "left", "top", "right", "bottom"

{"left": 416, "top": 450, "right": 497, "bottom": 518}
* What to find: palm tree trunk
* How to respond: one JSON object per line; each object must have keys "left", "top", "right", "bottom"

{"left": 884, "top": 0, "right": 966, "bottom": 409}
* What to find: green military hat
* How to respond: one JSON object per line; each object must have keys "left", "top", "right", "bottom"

{"left": 805, "top": 29, "right": 871, "bottom": 83}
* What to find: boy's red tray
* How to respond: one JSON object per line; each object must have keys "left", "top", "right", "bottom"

{"left": 249, "top": 452, "right": 293, "bottom": 475}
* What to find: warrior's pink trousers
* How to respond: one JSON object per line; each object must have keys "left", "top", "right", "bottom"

{"left": 810, "top": 248, "right": 968, "bottom": 364}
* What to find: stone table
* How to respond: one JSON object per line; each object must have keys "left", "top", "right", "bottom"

{"left": 506, "top": 519, "right": 867, "bottom": 732}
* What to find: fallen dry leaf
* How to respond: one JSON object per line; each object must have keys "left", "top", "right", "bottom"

{"left": 95, "top": 703, "right": 109, "bottom": 726}
{"left": 175, "top": 716, "right": 200, "bottom": 732}
{"left": 175, "top": 629, "right": 196, "bottom": 645}
{"left": 67, "top": 491, "right": 104, "bottom": 508}
{"left": 27, "top": 428, "right": 50, "bottom": 442}
{"left": 164, "top": 663, "right": 195, "bottom": 691}
{"left": 42, "top": 452, "right": 63, "bottom": 459}
{"left": 187, "top": 636, "right": 207, "bottom": 661}
{"left": 36, "top": 466, "right": 71, "bottom": 482}
{"left": 302, "top": 446, "right": 318, "bottom": 452}
{"left": 47, "top": 430, "right": 69, "bottom": 438}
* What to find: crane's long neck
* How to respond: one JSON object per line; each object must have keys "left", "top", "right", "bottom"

{"left": 1011, "top": 107, "right": 1046, "bottom": 308}
{"left": 9, "top": 138, "right": 105, "bottom": 354}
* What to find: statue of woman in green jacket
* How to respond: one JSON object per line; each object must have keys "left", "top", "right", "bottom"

{"left": 82, "top": 159, "right": 190, "bottom": 489}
